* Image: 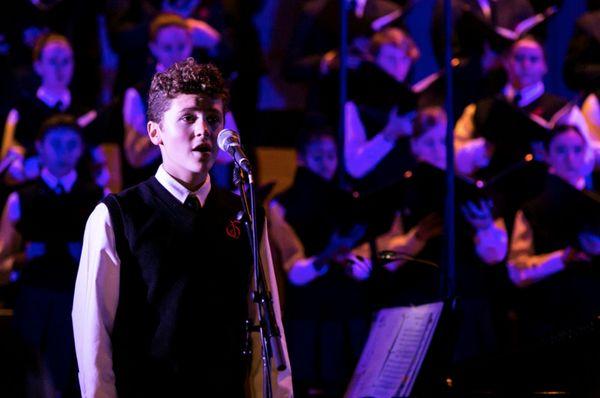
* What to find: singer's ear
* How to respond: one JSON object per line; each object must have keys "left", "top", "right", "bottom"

{"left": 148, "top": 121, "right": 163, "bottom": 145}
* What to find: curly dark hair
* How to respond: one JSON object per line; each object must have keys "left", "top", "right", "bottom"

{"left": 147, "top": 58, "right": 229, "bottom": 123}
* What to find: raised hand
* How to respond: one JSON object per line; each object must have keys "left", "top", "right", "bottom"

{"left": 345, "top": 254, "right": 372, "bottom": 281}
{"left": 461, "top": 199, "right": 494, "bottom": 230}
{"left": 320, "top": 224, "right": 366, "bottom": 264}
{"left": 382, "top": 107, "right": 415, "bottom": 142}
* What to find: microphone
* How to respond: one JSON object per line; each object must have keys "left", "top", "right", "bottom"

{"left": 217, "top": 129, "right": 252, "bottom": 175}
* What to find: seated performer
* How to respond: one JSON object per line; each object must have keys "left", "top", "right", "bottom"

{"left": 269, "top": 124, "right": 371, "bottom": 397}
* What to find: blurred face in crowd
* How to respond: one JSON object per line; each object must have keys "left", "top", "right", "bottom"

{"left": 148, "top": 93, "right": 223, "bottom": 187}
{"left": 375, "top": 29, "right": 416, "bottom": 83}
{"left": 34, "top": 39, "right": 74, "bottom": 90}
{"left": 546, "top": 128, "right": 588, "bottom": 186}
{"left": 150, "top": 25, "right": 193, "bottom": 69}
{"left": 301, "top": 136, "right": 338, "bottom": 181}
{"left": 411, "top": 119, "right": 447, "bottom": 170}
{"left": 36, "top": 127, "right": 83, "bottom": 178}
{"left": 504, "top": 38, "right": 547, "bottom": 89}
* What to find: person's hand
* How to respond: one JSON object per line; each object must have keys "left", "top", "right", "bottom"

{"left": 579, "top": 232, "right": 600, "bottom": 257}
{"left": 413, "top": 213, "right": 444, "bottom": 242}
{"left": 382, "top": 108, "right": 415, "bottom": 142}
{"left": 25, "top": 242, "right": 46, "bottom": 261}
{"left": 320, "top": 224, "right": 366, "bottom": 264}
{"left": 461, "top": 199, "right": 494, "bottom": 230}
{"left": 345, "top": 254, "right": 372, "bottom": 281}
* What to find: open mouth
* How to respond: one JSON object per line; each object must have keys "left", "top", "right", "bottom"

{"left": 193, "top": 143, "right": 212, "bottom": 154}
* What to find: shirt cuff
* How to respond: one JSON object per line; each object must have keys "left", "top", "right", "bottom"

{"left": 287, "top": 257, "right": 328, "bottom": 286}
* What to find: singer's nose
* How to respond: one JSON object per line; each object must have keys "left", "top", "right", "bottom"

{"left": 193, "top": 117, "right": 208, "bottom": 137}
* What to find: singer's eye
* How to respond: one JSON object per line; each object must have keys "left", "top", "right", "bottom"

{"left": 181, "top": 114, "right": 196, "bottom": 123}
{"left": 206, "top": 113, "right": 222, "bottom": 128}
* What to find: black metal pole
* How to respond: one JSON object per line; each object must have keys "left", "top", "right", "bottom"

{"left": 338, "top": 0, "right": 350, "bottom": 188}
{"left": 443, "top": 0, "right": 456, "bottom": 300}
{"left": 234, "top": 166, "right": 286, "bottom": 398}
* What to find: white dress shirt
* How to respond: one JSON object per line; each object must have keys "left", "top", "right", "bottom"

{"left": 344, "top": 101, "right": 397, "bottom": 179}
{"left": 36, "top": 86, "right": 72, "bottom": 111}
{"left": 72, "top": 165, "right": 292, "bottom": 398}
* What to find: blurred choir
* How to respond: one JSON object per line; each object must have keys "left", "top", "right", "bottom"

{"left": 0, "top": 0, "right": 599, "bottom": 397}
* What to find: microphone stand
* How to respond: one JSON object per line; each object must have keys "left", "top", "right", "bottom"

{"left": 233, "top": 164, "right": 286, "bottom": 398}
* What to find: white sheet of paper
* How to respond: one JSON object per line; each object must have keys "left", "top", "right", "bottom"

{"left": 345, "top": 301, "right": 444, "bottom": 398}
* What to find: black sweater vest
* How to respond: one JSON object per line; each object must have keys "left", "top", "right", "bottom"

{"left": 104, "top": 177, "right": 257, "bottom": 397}
{"left": 16, "top": 178, "right": 102, "bottom": 290}
{"left": 519, "top": 175, "right": 600, "bottom": 337}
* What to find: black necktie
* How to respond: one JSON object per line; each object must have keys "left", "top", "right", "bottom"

{"left": 55, "top": 183, "right": 65, "bottom": 195}
{"left": 184, "top": 194, "right": 201, "bottom": 211}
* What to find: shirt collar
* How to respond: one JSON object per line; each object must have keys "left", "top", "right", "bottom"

{"left": 503, "top": 82, "right": 545, "bottom": 107}
{"left": 155, "top": 165, "right": 211, "bottom": 207}
{"left": 36, "top": 87, "right": 71, "bottom": 110}
{"left": 41, "top": 168, "right": 77, "bottom": 193}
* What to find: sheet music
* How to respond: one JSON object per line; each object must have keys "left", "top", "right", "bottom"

{"left": 346, "top": 302, "right": 444, "bottom": 398}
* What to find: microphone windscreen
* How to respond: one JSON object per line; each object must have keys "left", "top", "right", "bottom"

{"left": 217, "top": 129, "right": 239, "bottom": 152}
